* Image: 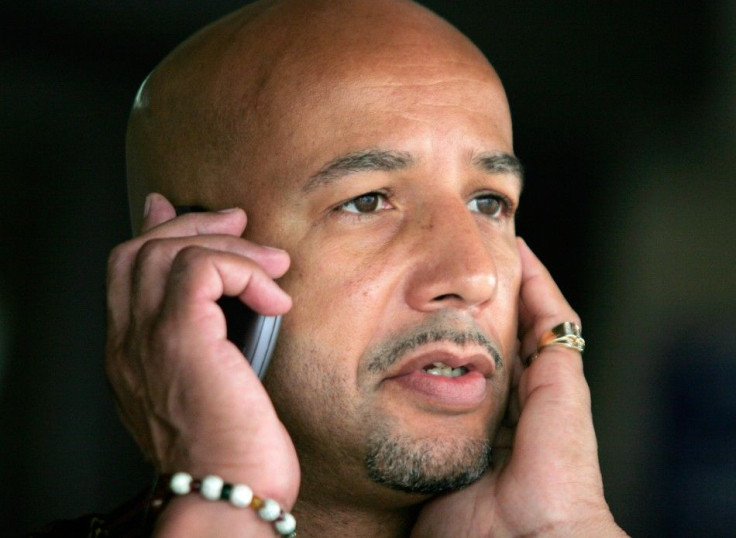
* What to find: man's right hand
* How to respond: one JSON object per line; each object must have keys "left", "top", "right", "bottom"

{"left": 105, "top": 193, "right": 299, "bottom": 523}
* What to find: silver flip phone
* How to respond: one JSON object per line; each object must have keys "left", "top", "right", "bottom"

{"left": 218, "top": 296, "right": 281, "bottom": 380}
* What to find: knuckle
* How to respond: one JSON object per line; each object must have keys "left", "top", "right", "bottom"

{"left": 171, "top": 245, "right": 211, "bottom": 273}
{"left": 134, "top": 237, "right": 169, "bottom": 269}
{"left": 107, "top": 241, "right": 135, "bottom": 277}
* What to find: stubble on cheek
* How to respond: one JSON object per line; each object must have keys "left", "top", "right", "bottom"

{"left": 263, "top": 330, "right": 369, "bottom": 472}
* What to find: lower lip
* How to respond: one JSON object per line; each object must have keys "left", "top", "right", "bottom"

{"left": 387, "top": 370, "right": 488, "bottom": 408}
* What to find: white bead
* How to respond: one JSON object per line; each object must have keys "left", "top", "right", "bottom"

{"left": 229, "top": 484, "right": 254, "bottom": 507}
{"left": 201, "top": 475, "right": 224, "bottom": 500}
{"left": 274, "top": 512, "right": 296, "bottom": 535}
{"left": 258, "top": 498, "right": 281, "bottom": 521}
{"left": 169, "top": 472, "right": 192, "bottom": 495}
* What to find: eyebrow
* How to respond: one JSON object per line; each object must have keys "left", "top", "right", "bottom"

{"left": 304, "top": 149, "right": 413, "bottom": 193}
{"left": 472, "top": 152, "right": 525, "bottom": 189}
{"left": 303, "top": 148, "right": 524, "bottom": 192}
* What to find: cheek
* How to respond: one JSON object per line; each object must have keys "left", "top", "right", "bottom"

{"left": 264, "top": 328, "right": 368, "bottom": 458}
{"left": 277, "top": 244, "right": 396, "bottom": 370}
{"left": 265, "top": 251, "right": 392, "bottom": 450}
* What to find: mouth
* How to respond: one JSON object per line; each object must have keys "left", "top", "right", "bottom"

{"left": 382, "top": 347, "right": 500, "bottom": 409}
{"left": 423, "top": 361, "right": 468, "bottom": 378}
{"left": 387, "top": 346, "right": 499, "bottom": 380}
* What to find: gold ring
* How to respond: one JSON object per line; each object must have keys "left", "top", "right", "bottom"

{"left": 524, "top": 322, "right": 585, "bottom": 367}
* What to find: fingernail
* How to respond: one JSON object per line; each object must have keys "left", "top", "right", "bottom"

{"left": 262, "top": 245, "right": 287, "bottom": 254}
{"left": 143, "top": 193, "right": 154, "bottom": 218}
{"left": 217, "top": 207, "right": 240, "bottom": 214}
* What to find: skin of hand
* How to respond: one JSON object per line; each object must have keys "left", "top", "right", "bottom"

{"left": 105, "top": 193, "right": 300, "bottom": 515}
{"left": 410, "top": 238, "right": 627, "bottom": 538}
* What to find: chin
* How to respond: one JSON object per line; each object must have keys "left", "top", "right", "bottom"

{"left": 363, "top": 428, "right": 492, "bottom": 496}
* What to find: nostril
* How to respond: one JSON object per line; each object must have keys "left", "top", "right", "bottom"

{"left": 432, "top": 293, "right": 462, "bottom": 302}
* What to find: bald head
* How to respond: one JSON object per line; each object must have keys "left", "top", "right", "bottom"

{"left": 126, "top": 0, "right": 508, "bottom": 233}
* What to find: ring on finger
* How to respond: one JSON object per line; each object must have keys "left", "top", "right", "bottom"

{"left": 524, "top": 321, "right": 585, "bottom": 367}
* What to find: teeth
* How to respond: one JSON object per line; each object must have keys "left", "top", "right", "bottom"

{"left": 424, "top": 361, "right": 467, "bottom": 377}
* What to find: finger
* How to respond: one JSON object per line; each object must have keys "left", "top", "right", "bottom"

{"left": 131, "top": 235, "right": 290, "bottom": 320}
{"left": 141, "top": 192, "right": 178, "bottom": 233}
{"left": 516, "top": 237, "right": 581, "bottom": 363}
{"left": 514, "top": 239, "right": 590, "bottom": 424}
{"left": 107, "top": 203, "right": 258, "bottom": 334}
{"left": 142, "top": 201, "right": 248, "bottom": 241}
{"left": 136, "top": 235, "right": 290, "bottom": 279}
{"left": 161, "top": 246, "right": 292, "bottom": 323}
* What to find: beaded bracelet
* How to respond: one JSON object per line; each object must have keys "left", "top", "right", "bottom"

{"left": 150, "top": 472, "right": 296, "bottom": 537}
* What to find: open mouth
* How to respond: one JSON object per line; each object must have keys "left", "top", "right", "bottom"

{"left": 422, "top": 361, "right": 469, "bottom": 378}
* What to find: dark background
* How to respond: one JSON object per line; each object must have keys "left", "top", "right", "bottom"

{"left": 2, "top": 1, "right": 735, "bottom": 535}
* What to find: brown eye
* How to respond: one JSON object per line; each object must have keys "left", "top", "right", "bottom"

{"left": 353, "top": 194, "right": 379, "bottom": 212}
{"left": 468, "top": 195, "right": 506, "bottom": 218}
{"left": 340, "top": 192, "right": 389, "bottom": 214}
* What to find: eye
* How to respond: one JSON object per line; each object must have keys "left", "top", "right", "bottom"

{"left": 467, "top": 194, "right": 510, "bottom": 218}
{"left": 339, "top": 192, "right": 391, "bottom": 214}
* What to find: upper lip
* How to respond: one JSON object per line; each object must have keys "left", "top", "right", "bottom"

{"left": 384, "top": 343, "right": 500, "bottom": 379}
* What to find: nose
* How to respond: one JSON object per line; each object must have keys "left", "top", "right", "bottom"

{"left": 404, "top": 200, "right": 498, "bottom": 313}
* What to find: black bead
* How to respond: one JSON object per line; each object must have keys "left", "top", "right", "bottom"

{"left": 220, "top": 483, "right": 233, "bottom": 501}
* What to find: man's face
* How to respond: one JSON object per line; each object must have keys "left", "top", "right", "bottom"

{"left": 239, "top": 50, "right": 522, "bottom": 500}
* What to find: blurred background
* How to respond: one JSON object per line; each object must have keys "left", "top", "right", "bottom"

{"left": 2, "top": 1, "right": 734, "bottom": 535}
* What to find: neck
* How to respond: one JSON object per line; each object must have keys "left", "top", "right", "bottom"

{"left": 293, "top": 494, "right": 422, "bottom": 538}
{"left": 292, "top": 463, "right": 427, "bottom": 538}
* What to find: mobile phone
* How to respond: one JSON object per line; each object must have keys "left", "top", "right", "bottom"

{"left": 175, "top": 205, "right": 281, "bottom": 380}
{"left": 218, "top": 296, "right": 281, "bottom": 380}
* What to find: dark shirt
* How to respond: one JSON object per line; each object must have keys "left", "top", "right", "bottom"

{"left": 27, "top": 481, "right": 166, "bottom": 538}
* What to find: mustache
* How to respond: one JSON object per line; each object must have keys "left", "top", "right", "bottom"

{"left": 365, "top": 325, "right": 503, "bottom": 374}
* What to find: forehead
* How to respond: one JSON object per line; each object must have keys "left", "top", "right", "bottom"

{"left": 248, "top": 53, "right": 513, "bottom": 185}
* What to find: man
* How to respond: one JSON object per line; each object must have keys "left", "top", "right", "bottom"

{"left": 103, "top": 0, "right": 627, "bottom": 535}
